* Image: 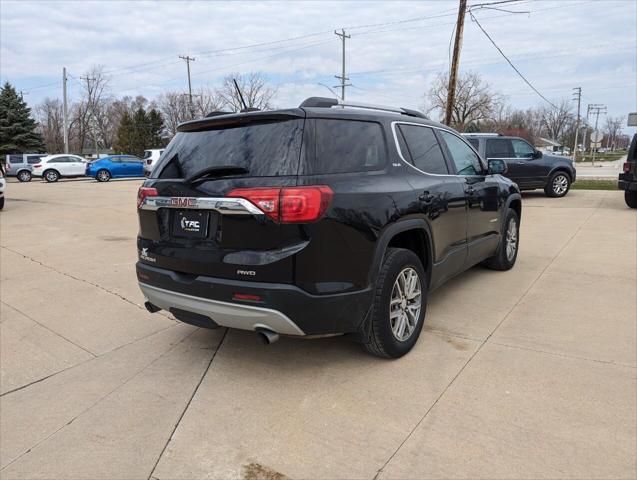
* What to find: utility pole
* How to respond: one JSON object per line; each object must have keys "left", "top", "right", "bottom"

{"left": 589, "top": 104, "right": 607, "bottom": 166}
{"left": 179, "top": 55, "right": 195, "bottom": 115}
{"left": 572, "top": 87, "right": 581, "bottom": 162}
{"left": 62, "top": 67, "right": 69, "bottom": 154}
{"left": 445, "top": 0, "right": 467, "bottom": 126}
{"left": 80, "top": 75, "right": 99, "bottom": 159}
{"left": 334, "top": 29, "right": 351, "bottom": 101}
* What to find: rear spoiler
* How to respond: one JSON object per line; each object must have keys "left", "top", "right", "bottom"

{"left": 177, "top": 109, "right": 305, "bottom": 133}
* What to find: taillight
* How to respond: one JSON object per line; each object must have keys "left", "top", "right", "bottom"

{"left": 623, "top": 162, "right": 632, "bottom": 173}
{"left": 33, "top": 164, "right": 41, "bottom": 168}
{"left": 137, "top": 187, "right": 158, "bottom": 208}
{"left": 227, "top": 186, "right": 333, "bottom": 223}
{"left": 146, "top": 160, "right": 152, "bottom": 165}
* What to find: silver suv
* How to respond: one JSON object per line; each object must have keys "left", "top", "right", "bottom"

{"left": 5, "top": 154, "right": 47, "bottom": 182}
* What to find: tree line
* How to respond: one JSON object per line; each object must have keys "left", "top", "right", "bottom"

{"left": 1, "top": 68, "right": 628, "bottom": 157}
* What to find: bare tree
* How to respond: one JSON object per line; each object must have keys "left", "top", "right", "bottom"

{"left": 537, "top": 98, "right": 573, "bottom": 144}
{"left": 427, "top": 71, "right": 503, "bottom": 131}
{"left": 36, "top": 98, "right": 65, "bottom": 153}
{"left": 192, "top": 86, "right": 225, "bottom": 118}
{"left": 603, "top": 116, "right": 624, "bottom": 150}
{"left": 157, "top": 91, "right": 191, "bottom": 137}
{"left": 217, "top": 72, "right": 277, "bottom": 112}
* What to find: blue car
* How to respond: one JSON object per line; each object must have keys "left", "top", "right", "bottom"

{"left": 86, "top": 155, "right": 145, "bottom": 182}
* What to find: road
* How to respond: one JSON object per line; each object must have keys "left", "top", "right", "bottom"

{"left": 1, "top": 180, "right": 635, "bottom": 479}
{"left": 576, "top": 155, "right": 627, "bottom": 178}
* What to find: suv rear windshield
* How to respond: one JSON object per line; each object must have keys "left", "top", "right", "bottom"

{"left": 156, "top": 119, "right": 304, "bottom": 179}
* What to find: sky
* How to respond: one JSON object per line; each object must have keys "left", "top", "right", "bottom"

{"left": 1, "top": 0, "right": 636, "bottom": 133}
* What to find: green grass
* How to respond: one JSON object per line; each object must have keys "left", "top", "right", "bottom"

{"left": 577, "top": 150, "right": 627, "bottom": 163}
{"left": 572, "top": 179, "right": 617, "bottom": 190}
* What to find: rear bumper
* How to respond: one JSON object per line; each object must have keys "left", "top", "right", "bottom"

{"left": 136, "top": 262, "right": 372, "bottom": 335}
{"left": 618, "top": 173, "right": 637, "bottom": 191}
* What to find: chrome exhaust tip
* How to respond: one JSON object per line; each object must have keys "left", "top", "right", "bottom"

{"left": 256, "top": 328, "right": 280, "bottom": 345}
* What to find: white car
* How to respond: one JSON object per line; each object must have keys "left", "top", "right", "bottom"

{"left": 143, "top": 149, "right": 164, "bottom": 176}
{"left": 0, "top": 164, "right": 6, "bottom": 209}
{"left": 32, "top": 154, "right": 87, "bottom": 182}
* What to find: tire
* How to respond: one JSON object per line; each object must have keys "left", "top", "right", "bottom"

{"left": 96, "top": 169, "right": 111, "bottom": 182}
{"left": 0, "top": 196, "right": 4, "bottom": 210}
{"left": 17, "top": 170, "right": 32, "bottom": 182}
{"left": 361, "top": 248, "right": 427, "bottom": 359}
{"left": 625, "top": 190, "right": 637, "bottom": 209}
{"left": 485, "top": 209, "right": 519, "bottom": 271}
{"left": 44, "top": 170, "right": 59, "bottom": 183}
{"left": 544, "top": 171, "right": 571, "bottom": 197}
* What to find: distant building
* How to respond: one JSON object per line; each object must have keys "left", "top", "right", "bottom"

{"left": 535, "top": 137, "right": 569, "bottom": 155}
{"left": 80, "top": 148, "right": 114, "bottom": 160}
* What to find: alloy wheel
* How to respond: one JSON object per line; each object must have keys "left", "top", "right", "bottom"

{"left": 506, "top": 217, "right": 518, "bottom": 262}
{"left": 552, "top": 174, "right": 568, "bottom": 195}
{"left": 45, "top": 171, "right": 58, "bottom": 182}
{"left": 389, "top": 267, "right": 422, "bottom": 342}
{"left": 18, "top": 171, "right": 31, "bottom": 182}
{"left": 98, "top": 170, "right": 110, "bottom": 182}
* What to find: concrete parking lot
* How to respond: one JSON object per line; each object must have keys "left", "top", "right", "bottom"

{"left": 0, "top": 179, "right": 635, "bottom": 479}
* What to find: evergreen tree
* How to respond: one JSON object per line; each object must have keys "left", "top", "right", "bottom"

{"left": 113, "top": 111, "right": 135, "bottom": 155}
{"left": 113, "top": 107, "right": 166, "bottom": 157}
{"left": 0, "top": 81, "right": 46, "bottom": 154}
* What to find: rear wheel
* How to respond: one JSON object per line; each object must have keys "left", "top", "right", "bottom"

{"left": 545, "top": 172, "right": 570, "bottom": 197}
{"left": 44, "top": 170, "right": 59, "bottom": 183}
{"left": 361, "top": 248, "right": 427, "bottom": 359}
{"left": 485, "top": 209, "right": 519, "bottom": 271}
{"left": 625, "top": 190, "right": 637, "bottom": 209}
{"left": 17, "top": 170, "right": 32, "bottom": 182}
{"left": 96, "top": 169, "right": 111, "bottom": 182}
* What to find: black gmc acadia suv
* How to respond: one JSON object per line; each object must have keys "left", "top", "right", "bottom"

{"left": 463, "top": 133, "right": 576, "bottom": 197}
{"left": 136, "top": 97, "right": 521, "bottom": 358}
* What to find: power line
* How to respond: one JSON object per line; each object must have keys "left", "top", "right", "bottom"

{"left": 469, "top": 9, "right": 559, "bottom": 109}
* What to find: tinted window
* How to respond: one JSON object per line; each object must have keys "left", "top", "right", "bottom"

{"left": 50, "top": 156, "right": 68, "bottom": 163}
{"left": 143, "top": 151, "right": 152, "bottom": 159}
{"left": 308, "top": 119, "right": 386, "bottom": 174}
{"left": 8, "top": 155, "right": 23, "bottom": 164}
{"left": 486, "top": 139, "right": 514, "bottom": 158}
{"left": 157, "top": 119, "right": 304, "bottom": 178}
{"left": 398, "top": 124, "right": 448, "bottom": 174}
{"left": 511, "top": 139, "right": 535, "bottom": 158}
{"left": 27, "top": 155, "right": 45, "bottom": 164}
{"left": 467, "top": 138, "right": 479, "bottom": 150}
{"left": 440, "top": 131, "right": 482, "bottom": 176}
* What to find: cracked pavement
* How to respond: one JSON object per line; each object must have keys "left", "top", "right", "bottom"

{"left": 0, "top": 179, "right": 635, "bottom": 479}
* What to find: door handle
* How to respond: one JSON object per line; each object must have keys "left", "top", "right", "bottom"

{"left": 419, "top": 191, "right": 435, "bottom": 204}
{"left": 465, "top": 185, "right": 476, "bottom": 196}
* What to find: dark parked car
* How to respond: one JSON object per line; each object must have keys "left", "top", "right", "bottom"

{"left": 136, "top": 98, "right": 521, "bottom": 358}
{"left": 463, "top": 133, "right": 576, "bottom": 197}
{"left": 618, "top": 133, "right": 637, "bottom": 208}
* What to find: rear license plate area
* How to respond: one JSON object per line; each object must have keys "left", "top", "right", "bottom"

{"left": 172, "top": 210, "right": 209, "bottom": 238}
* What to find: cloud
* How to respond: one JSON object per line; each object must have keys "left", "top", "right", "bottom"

{"left": 1, "top": 0, "right": 635, "bottom": 123}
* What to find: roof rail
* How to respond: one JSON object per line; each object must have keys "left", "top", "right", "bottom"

{"left": 299, "top": 96, "right": 427, "bottom": 119}
{"left": 461, "top": 132, "right": 502, "bottom": 136}
{"left": 206, "top": 111, "right": 232, "bottom": 118}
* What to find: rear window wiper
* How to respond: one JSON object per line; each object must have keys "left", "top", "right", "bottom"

{"left": 185, "top": 165, "right": 249, "bottom": 184}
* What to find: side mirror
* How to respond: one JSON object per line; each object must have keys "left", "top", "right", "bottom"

{"left": 533, "top": 150, "right": 543, "bottom": 159}
{"left": 488, "top": 159, "right": 508, "bottom": 175}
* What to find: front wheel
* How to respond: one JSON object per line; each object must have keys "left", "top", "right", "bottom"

{"left": 485, "top": 209, "right": 519, "bottom": 271}
{"left": 545, "top": 172, "right": 571, "bottom": 197}
{"left": 361, "top": 248, "right": 427, "bottom": 358}
{"left": 96, "top": 169, "right": 111, "bottom": 182}
{"left": 625, "top": 190, "right": 637, "bottom": 209}
{"left": 17, "top": 170, "right": 32, "bottom": 182}
{"left": 44, "top": 170, "right": 59, "bottom": 183}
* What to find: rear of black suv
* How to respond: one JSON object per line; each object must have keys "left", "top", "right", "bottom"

{"left": 136, "top": 107, "right": 387, "bottom": 340}
{"left": 137, "top": 99, "right": 521, "bottom": 358}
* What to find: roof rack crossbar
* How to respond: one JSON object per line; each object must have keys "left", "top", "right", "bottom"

{"left": 299, "top": 97, "right": 426, "bottom": 119}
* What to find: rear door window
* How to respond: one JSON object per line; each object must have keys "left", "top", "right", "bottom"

{"left": 157, "top": 119, "right": 304, "bottom": 178}
{"left": 305, "top": 119, "right": 386, "bottom": 174}
{"left": 397, "top": 124, "right": 448, "bottom": 174}
{"left": 8, "top": 155, "right": 23, "bottom": 164}
{"left": 440, "top": 131, "right": 483, "bottom": 176}
{"left": 486, "top": 139, "right": 514, "bottom": 158}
